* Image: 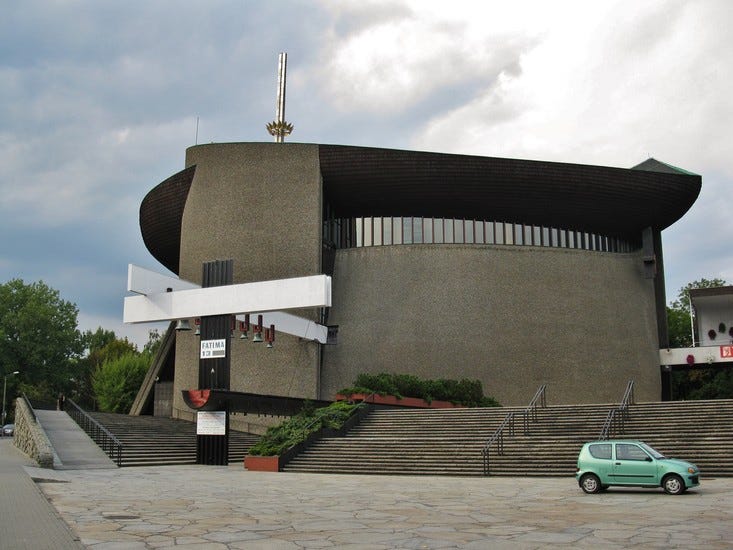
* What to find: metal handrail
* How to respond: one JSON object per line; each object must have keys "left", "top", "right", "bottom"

{"left": 66, "top": 398, "right": 123, "bottom": 466}
{"left": 599, "top": 380, "right": 635, "bottom": 440}
{"left": 481, "top": 412, "right": 515, "bottom": 475}
{"left": 522, "top": 384, "right": 547, "bottom": 435}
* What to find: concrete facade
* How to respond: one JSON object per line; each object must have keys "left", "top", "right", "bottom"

{"left": 172, "top": 143, "right": 322, "bottom": 419}
{"left": 135, "top": 142, "right": 701, "bottom": 419}
{"left": 322, "top": 244, "right": 660, "bottom": 405}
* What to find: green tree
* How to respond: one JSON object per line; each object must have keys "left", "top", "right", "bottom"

{"left": 72, "top": 332, "right": 137, "bottom": 409}
{"left": 0, "top": 279, "right": 83, "bottom": 403}
{"left": 82, "top": 327, "right": 117, "bottom": 355}
{"left": 92, "top": 353, "right": 150, "bottom": 413}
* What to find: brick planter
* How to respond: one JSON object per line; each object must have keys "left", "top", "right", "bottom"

{"left": 244, "top": 455, "right": 280, "bottom": 472}
{"left": 335, "top": 393, "right": 463, "bottom": 409}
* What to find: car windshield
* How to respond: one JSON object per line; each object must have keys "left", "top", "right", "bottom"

{"left": 639, "top": 442, "right": 665, "bottom": 459}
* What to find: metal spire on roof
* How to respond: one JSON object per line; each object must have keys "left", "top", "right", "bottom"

{"left": 266, "top": 52, "right": 294, "bottom": 142}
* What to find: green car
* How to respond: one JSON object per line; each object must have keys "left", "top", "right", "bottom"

{"left": 576, "top": 440, "right": 700, "bottom": 495}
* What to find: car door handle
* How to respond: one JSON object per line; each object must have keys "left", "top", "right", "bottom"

{"left": 615, "top": 462, "right": 621, "bottom": 465}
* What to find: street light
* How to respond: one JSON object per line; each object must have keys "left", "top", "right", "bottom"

{"left": 2, "top": 371, "right": 19, "bottom": 426}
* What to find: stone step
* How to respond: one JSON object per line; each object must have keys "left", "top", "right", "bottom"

{"left": 283, "top": 399, "right": 733, "bottom": 477}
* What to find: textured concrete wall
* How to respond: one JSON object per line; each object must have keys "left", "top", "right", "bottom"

{"left": 172, "top": 143, "right": 323, "bottom": 420}
{"left": 321, "top": 244, "right": 661, "bottom": 406}
{"left": 13, "top": 399, "right": 54, "bottom": 468}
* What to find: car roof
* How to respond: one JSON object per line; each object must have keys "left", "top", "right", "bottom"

{"left": 583, "top": 440, "right": 644, "bottom": 445}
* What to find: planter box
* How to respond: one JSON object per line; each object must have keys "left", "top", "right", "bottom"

{"left": 335, "top": 393, "right": 463, "bottom": 409}
{"left": 244, "top": 455, "right": 280, "bottom": 472}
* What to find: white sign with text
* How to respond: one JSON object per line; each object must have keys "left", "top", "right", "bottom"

{"left": 196, "top": 411, "right": 227, "bottom": 435}
{"left": 200, "top": 339, "right": 226, "bottom": 359}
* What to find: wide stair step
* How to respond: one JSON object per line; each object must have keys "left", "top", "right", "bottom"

{"left": 86, "top": 412, "right": 260, "bottom": 467}
{"left": 282, "top": 399, "right": 733, "bottom": 477}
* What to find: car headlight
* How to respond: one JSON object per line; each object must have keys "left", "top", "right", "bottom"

{"left": 688, "top": 467, "right": 696, "bottom": 474}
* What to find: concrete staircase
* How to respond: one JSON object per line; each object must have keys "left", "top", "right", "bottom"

{"left": 89, "top": 412, "right": 260, "bottom": 467}
{"left": 282, "top": 400, "right": 733, "bottom": 477}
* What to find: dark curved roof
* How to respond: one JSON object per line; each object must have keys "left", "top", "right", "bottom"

{"left": 140, "top": 144, "right": 701, "bottom": 275}
{"left": 140, "top": 165, "right": 195, "bottom": 273}
{"left": 318, "top": 145, "right": 701, "bottom": 238}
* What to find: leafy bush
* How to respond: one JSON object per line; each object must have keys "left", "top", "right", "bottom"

{"left": 248, "top": 401, "right": 360, "bottom": 456}
{"left": 339, "top": 372, "right": 500, "bottom": 407}
{"left": 92, "top": 352, "right": 150, "bottom": 413}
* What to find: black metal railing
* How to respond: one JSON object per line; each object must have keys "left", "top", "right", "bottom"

{"left": 482, "top": 384, "right": 548, "bottom": 475}
{"left": 522, "top": 384, "right": 547, "bottom": 435}
{"left": 66, "top": 398, "right": 123, "bottom": 466}
{"left": 599, "top": 380, "right": 635, "bottom": 440}
{"left": 481, "top": 412, "right": 515, "bottom": 475}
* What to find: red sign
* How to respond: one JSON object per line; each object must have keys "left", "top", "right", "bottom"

{"left": 721, "top": 346, "right": 733, "bottom": 359}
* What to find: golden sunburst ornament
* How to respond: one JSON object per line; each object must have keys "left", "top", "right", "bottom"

{"left": 266, "top": 120, "right": 294, "bottom": 139}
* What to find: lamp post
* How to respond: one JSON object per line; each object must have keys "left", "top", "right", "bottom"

{"left": 2, "top": 371, "right": 19, "bottom": 426}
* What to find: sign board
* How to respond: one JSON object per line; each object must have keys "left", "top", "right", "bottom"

{"left": 196, "top": 411, "right": 226, "bottom": 435}
{"left": 721, "top": 346, "right": 733, "bottom": 359}
{"left": 200, "top": 339, "right": 226, "bottom": 359}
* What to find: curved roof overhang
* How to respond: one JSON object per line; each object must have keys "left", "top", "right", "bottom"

{"left": 318, "top": 145, "right": 701, "bottom": 238}
{"left": 139, "top": 144, "right": 701, "bottom": 275}
{"left": 139, "top": 165, "right": 195, "bottom": 274}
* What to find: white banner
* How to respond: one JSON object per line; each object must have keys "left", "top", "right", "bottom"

{"left": 197, "top": 411, "right": 226, "bottom": 435}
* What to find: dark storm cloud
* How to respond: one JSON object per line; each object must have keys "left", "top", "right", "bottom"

{"left": 2, "top": 0, "right": 731, "bottom": 347}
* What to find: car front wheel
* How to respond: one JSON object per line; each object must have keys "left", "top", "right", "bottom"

{"left": 663, "top": 474, "right": 685, "bottom": 495}
{"left": 580, "top": 473, "right": 601, "bottom": 494}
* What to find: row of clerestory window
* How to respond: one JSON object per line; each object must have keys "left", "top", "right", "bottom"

{"left": 323, "top": 216, "right": 637, "bottom": 253}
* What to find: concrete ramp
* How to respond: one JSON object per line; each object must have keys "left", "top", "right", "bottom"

{"left": 35, "top": 410, "right": 117, "bottom": 470}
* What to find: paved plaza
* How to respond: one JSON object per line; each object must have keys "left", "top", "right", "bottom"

{"left": 27, "top": 461, "right": 733, "bottom": 549}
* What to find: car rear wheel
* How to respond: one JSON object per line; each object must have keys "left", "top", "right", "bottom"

{"left": 663, "top": 474, "right": 685, "bottom": 495}
{"left": 580, "top": 473, "right": 601, "bottom": 494}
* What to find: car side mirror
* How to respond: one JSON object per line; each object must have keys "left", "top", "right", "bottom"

{"left": 645, "top": 457, "right": 653, "bottom": 462}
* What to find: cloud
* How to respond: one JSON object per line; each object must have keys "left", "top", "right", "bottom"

{"left": 1, "top": 0, "right": 732, "bottom": 349}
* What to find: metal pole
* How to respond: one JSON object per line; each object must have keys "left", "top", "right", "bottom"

{"left": 276, "top": 53, "right": 287, "bottom": 132}
{"left": 266, "top": 52, "right": 293, "bottom": 142}
{"left": 2, "top": 375, "right": 6, "bottom": 426}
{"left": 2, "top": 371, "right": 18, "bottom": 425}
{"left": 688, "top": 290, "right": 696, "bottom": 347}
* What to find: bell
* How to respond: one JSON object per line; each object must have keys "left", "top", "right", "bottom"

{"left": 194, "top": 318, "right": 200, "bottom": 336}
{"left": 175, "top": 319, "right": 191, "bottom": 332}
{"left": 252, "top": 314, "right": 264, "bottom": 343}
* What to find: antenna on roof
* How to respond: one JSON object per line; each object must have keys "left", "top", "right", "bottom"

{"left": 266, "top": 52, "right": 294, "bottom": 142}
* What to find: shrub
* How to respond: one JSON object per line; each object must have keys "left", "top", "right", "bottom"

{"left": 248, "top": 400, "right": 360, "bottom": 456}
{"left": 339, "top": 373, "right": 500, "bottom": 408}
{"left": 92, "top": 353, "right": 150, "bottom": 413}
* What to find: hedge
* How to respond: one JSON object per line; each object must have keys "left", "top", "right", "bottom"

{"left": 339, "top": 372, "right": 500, "bottom": 407}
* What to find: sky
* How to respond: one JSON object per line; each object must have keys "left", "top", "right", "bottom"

{"left": 2, "top": 0, "right": 732, "bottom": 349}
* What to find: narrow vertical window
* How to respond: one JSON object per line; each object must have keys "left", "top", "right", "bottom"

{"left": 424, "top": 218, "right": 433, "bottom": 244}
{"left": 383, "top": 217, "right": 392, "bottom": 245}
{"left": 363, "top": 217, "right": 373, "bottom": 247}
{"left": 373, "top": 217, "right": 382, "bottom": 246}
{"left": 434, "top": 218, "right": 444, "bottom": 243}
{"left": 393, "top": 217, "right": 402, "bottom": 245}
{"left": 465, "top": 220, "right": 475, "bottom": 244}
{"left": 355, "top": 218, "right": 363, "bottom": 247}
{"left": 445, "top": 218, "right": 454, "bottom": 243}
{"left": 454, "top": 219, "right": 464, "bottom": 243}
{"left": 413, "top": 217, "right": 423, "bottom": 243}
{"left": 403, "top": 217, "right": 413, "bottom": 244}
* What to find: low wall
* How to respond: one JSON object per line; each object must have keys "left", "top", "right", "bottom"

{"left": 12, "top": 397, "right": 54, "bottom": 468}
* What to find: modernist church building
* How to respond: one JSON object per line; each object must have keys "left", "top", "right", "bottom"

{"left": 133, "top": 142, "right": 701, "bottom": 425}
